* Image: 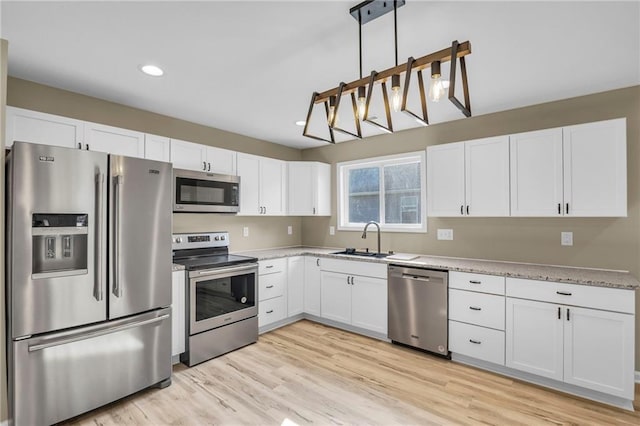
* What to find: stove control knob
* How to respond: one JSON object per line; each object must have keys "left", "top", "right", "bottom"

{"left": 175, "top": 237, "right": 182, "bottom": 244}
{"left": 220, "top": 235, "right": 226, "bottom": 240}
{"left": 214, "top": 236, "right": 220, "bottom": 241}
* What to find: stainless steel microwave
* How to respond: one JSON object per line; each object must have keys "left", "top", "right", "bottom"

{"left": 173, "top": 168, "right": 240, "bottom": 213}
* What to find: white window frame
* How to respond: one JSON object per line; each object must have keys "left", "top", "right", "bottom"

{"left": 337, "top": 151, "right": 427, "bottom": 233}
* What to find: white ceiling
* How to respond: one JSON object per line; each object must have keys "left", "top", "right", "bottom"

{"left": 1, "top": 1, "right": 639, "bottom": 149}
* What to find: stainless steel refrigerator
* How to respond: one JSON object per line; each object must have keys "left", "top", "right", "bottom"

{"left": 6, "top": 141, "right": 173, "bottom": 425}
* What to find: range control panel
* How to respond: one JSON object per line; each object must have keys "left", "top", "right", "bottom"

{"left": 172, "top": 232, "right": 229, "bottom": 250}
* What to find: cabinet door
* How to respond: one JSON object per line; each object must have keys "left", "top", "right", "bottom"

{"left": 320, "top": 271, "right": 351, "bottom": 324}
{"left": 304, "top": 257, "right": 321, "bottom": 316}
{"left": 6, "top": 106, "right": 82, "bottom": 149}
{"left": 315, "top": 162, "right": 332, "bottom": 216}
{"left": 145, "top": 134, "right": 171, "bottom": 162}
{"left": 260, "top": 157, "right": 287, "bottom": 215}
{"left": 237, "top": 153, "right": 261, "bottom": 215}
{"left": 171, "top": 270, "right": 186, "bottom": 358}
{"left": 465, "top": 136, "right": 510, "bottom": 216}
{"left": 563, "top": 306, "right": 634, "bottom": 399}
{"left": 563, "top": 119, "right": 627, "bottom": 217}
{"left": 170, "top": 139, "right": 207, "bottom": 171}
{"left": 510, "top": 128, "right": 563, "bottom": 216}
{"left": 427, "top": 142, "right": 465, "bottom": 216}
{"left": 287, "top": 256, "right": 305, "bottom": 316}
{"left": 206, "top": 146, "right": 236, "bottom": 175}
{"left": 505, "top": 298, "right": 563, "bottom": 381}
{"left": 84, "top": 123, "right": 145, "bottom": 158}
{"left": 351, "top": 275, "right": 387, "bottom": 334}
{"left": 288, "top": 162, "right": 314, "bottom": 215}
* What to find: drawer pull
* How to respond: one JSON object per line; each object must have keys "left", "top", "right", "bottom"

{"left": 469, "top": 306, "right": 482, "bottom": 311}
{"left": 469, "top": 339, "right": 482, "bottom": 345}
{"left": 265, "top": 265, "right": 274, "bottom": 269}
{"left": 266, "top": 310, "right": 274, "bottom": 314}
{"left": 266, "top": 285, "right": 274, "bottom": 289}
{"left": 469, "top": 280, "right": 481, "bottom": 285}
{"left": 556, "top": 291, "right": 572, "bottom": 296}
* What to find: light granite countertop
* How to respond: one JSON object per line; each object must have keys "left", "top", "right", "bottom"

{"left": 234, "top": 246, "right": 640, "bottom": 290}
{"left": 172, "top": 263, "right": 185, "bottom": 271}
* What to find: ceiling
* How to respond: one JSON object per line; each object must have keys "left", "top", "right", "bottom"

{"left": 1, "top": 1, "right": 639, "bottom": 149}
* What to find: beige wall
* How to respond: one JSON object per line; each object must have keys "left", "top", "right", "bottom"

{"left": 301, "top": 85, "right": 640, "bottom": 367}
{"left": 1, "top": 39, "right": 8, "bottom": 423}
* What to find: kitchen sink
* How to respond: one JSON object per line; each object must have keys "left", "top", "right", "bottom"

{"left": 331, "top": 250, "right": 390, "bottom": 259}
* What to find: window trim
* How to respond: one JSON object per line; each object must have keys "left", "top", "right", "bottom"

{"left": 337, "top": 151, "right": 427, "bottom": 233}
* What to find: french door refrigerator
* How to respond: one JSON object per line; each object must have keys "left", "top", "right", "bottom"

{"left": 6, "top": 141, "right": 173, "bottom": 425}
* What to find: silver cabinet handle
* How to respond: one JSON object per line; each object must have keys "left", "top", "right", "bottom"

{"left": 469, "top": 306, "right": 481, "bottom": 311}
{"left": 94, "top": 173, "right": 104, "bottom": 302}
{"left": 266, "top": 285, "right": 274, "bottom": 289}
{"left": 469, "top": 339, "right": 482, "bottom": 344}
{"left": 266, "top": 310, "right": 274, "bottom": 314}
{"left": 29, "top": 314, "right": 169, "bottom": 352}
{"left": 113, "top": 175, "right": 124, "bottom": 298}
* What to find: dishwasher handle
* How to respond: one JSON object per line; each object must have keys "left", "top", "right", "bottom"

{"left": 401, "top": 273, "right": 430, "bottom": 282}
{"left": 388, "top": 265, "right": 448, "bottom": 284}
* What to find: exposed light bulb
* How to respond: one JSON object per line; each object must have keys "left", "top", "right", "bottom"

{"left": 357, "top": 86, "right": 367, "bottom": 120}
{"left": 391, "top": 74, "right": 402, "bottom": 112}
{"left": 328, "top": 96, "right": 339, "bottom": 126}
{"left": 428, "top": 60, "right": 446, "bottom": 102}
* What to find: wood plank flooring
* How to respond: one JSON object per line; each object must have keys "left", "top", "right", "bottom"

{"left": 67, "top": 320, "right": 640, "bottom": 425}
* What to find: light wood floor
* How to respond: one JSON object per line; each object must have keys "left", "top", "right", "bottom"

{"left": 67, "top": 320, "right": 640, "bottom": 425}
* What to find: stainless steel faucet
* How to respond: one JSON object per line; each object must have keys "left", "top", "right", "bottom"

{"left": 362, "top": 221, "right": 381, "bottom": 255}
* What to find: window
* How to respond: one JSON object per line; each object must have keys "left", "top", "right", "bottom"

{"left": 337, "top": 151, "right": 426, "bottom": 232}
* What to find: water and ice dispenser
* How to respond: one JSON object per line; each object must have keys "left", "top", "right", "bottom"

{"left": 32, "top": 214, "right": 89, "bottom": 279}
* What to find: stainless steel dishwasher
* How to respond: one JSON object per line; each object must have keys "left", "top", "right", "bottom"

{"left": 388, "top": 265, "right": 449, "bottom": 357}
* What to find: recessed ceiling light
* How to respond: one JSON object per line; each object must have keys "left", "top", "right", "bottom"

{"left": 295, "top": 120, "right": 306, "bottom": 126}
{"left": 140, "top": 64, "right": 164, "bottom": 77}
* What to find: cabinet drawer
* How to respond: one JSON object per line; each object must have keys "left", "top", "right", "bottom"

{"left": 506, "top": 278, "right": 634, "bottom": 314}
{"left": 259, "top": 271, "right": 285, "bottom": 301}
{"left": 259, "top": 258, "right": 287, "bottom": 275}
{"left": 449, "top": 289, "right": 505, "bottom": 330}
{"left": 258, "top": 296, "right": 286, "bottom": 327}
{"left": 449, "top": 321, "right": 505, "bottom": 365}
{"left": 449, "top": 271, "right": 505, "bottom": 295}
{"left": 321, "top": 258, "right": 387, "bottom": 278}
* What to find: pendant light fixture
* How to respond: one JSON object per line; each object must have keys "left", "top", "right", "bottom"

{"left": 303, "top": 1, "right": 473, "bottom": 143}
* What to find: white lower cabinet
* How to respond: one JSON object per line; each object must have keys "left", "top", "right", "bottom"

{"left": 505, "top": 278, "right": 635, "bottom": 401}
{"left": 258, "top": 258, "right": 287, "bottom": 328}
{"left": 171, "top": 270, "right": 186, "bottom": 359}
{"left": 287, "top": 256, "right": 305, "bottom": 316}
{"left": 320, "top": 259, "right": 387, "bottom": 335}
{"left": 449, "top": 321, "right": 505, "bottom": 365}
{"left": 304, "top": 257, "right": 321, "bottom": 316}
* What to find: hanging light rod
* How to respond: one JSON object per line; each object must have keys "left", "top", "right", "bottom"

{"left": 349, "top": 0, "right": 406, "bottom": 25}
{"left": 314, "top": 41, "right": 471, "bottom": 104}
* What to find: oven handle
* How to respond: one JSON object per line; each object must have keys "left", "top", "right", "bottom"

{"left": 190, "top": 263, "right": 258, "bottom": 279}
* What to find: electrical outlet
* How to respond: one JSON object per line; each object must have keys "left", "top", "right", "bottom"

{"left": 287, "top": 225, "right": 293, "bottom": 235}
{"left": 561, "top": 231, "right": 573, "bottom": 246}
{"left": 329, "top": 226, "right": 335, "bottom": 235}
{"left": 243, "top": 227, "right": 249, "bottom": 237}
{"left": 437, "top": 229, "right": 454, "bottom": 240}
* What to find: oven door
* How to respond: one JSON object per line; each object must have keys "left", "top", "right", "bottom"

{"left": 188, "top": 263, "right": 258, "bottom": 334}
{"left": 173, "top": 169, "right": 240, "bottom": 213}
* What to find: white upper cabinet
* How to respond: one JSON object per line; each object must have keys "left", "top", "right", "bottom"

{"left": 144, "top": 134, "right": 171, "bottom": 162}
{"left": 6, "top": 106, "right": 83, "bottom": 149}
{"left": 288, "top": 161, "right": 331, "bottom": 216}
{"left": 510, "top": 128, "right": 564, "bottom": 216}
{"left": 511, "top": 119, "right": 627, "bottom": 217}
{"left": 427, "top": 142, "right": 465, "bottom": 216}
{"left": 170, "top": 139, "right": 236, "bottom": 174}
{"left": 84, "top": 122, "right": 145, "bottom": 158}
{"left": 237, "top": 153, "right": 287, "bottom": 216}
{"left": 427, "top": 137, "right": 510, "bottom": 217}
{"left": 563, "top": 119, "right": 627, "bottom": 217}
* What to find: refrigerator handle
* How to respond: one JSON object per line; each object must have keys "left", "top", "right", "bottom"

{"left": 28, "top": 314, "right": 170, "bottom": 352}
{"left": 94, "top": 173, "right": 104, "bottom": 301}
{"left": 113, "top": 175, "right": 124, "bottom": 298}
